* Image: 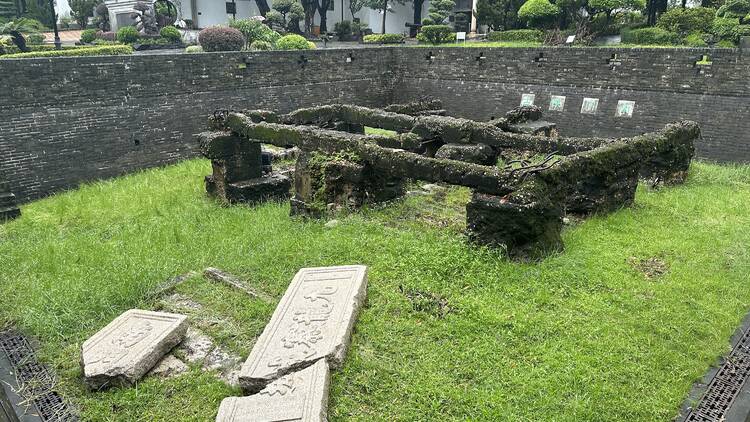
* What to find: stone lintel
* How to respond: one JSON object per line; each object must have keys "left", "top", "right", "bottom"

{"left": 81, "top": 309, "right": 188, "bottom": 390}
{"left": 238, "top": 265, "right": 368, "bottom": 394}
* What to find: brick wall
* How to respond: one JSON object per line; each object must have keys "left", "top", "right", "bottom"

{"left": 1, "top": 46, "right": 748, "bottom": 203}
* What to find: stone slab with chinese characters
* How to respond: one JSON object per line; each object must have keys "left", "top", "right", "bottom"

{"left": 81, "top": 309, "right": 188, "bottom": 390}
{"left": 238, "top": 265, "right": 368, "bottom": 393}
{"left": 217, "top": 359, "right": 330, "bottom": 422}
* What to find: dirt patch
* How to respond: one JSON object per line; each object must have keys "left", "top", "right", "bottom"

{"left": 628, "top": 256, "right": 669, "bottom": 279}
{"left": 399, "top": 286, "right": 453, "bottom": 318}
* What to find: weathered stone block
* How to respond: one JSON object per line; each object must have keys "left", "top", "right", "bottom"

{"left": 81, "top": 309, "right": 188, "bottom": 390}
{"left": 238, "top": 265, "right": 367, "bottom": 394}
{"left": 435, "top": 143, "right": 497, "bottom": 165}
{"left": 217, "top": 359, "right": 329, "bottom": 422}
{"left": 466, "top": 191, "right": 563, "bottom": 259}
{"left": 0, "top": 181, "right": 20, "bottom": 222}
{"left": 565, "top": 162, "right": 640, "bottom": 215}
{"left": 199, "top": 132, "right": 260, "bottom": 160}
{"left": 224, "top": 173, "right": 292, "bottom": 205}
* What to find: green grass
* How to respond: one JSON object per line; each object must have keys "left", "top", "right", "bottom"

{"left": 1, "top": 159, "right": 750, "bottom": 421}
{"left": 412, "top": 41, "right": 702, "bottom": 48}
{"left": 365, "top": 126, "right": 398, "bottom": 137}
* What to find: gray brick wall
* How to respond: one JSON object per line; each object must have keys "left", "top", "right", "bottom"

{"left": 1, "top": 46, "right": 748, "bottom": 203}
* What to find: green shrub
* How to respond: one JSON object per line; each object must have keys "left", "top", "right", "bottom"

{"left": 80, "top": 28, "right": 97, "bottom": 43}
{"left": 185, "top": 45, "right": 203, "bottom": 53}
{"left": 96, "top": 31, "right": 115, "bottom": 41}
{"left": 657, "top": 7, "right": 715, "bottom": 35}
{"left": 250, "top": 40, "right": 272, "bottom": 50}
{"left": 620, "top": 26, "right": 679, "bottom": 44}
{"left": 362, "top": 33, "right": 405, "bottom": 43}
{"left": 732, "top": 24, "right": 750, "bottom": 42}
{"left": 518, "top": 0, "right": 560, "bottom": 28}
{"left": 683, "top": 31, "right": 708, "bottom": 46}
{"left": 275, "top": 33, "right": 312, "bottom": 49}
{"left": 716, "top": 39, "right": 736, "bottom": 46}
{"left": 25, "top": 32, "right": 45, "bottom": 44}
{"left": 198, "top": 26, "right": 245, "bottom": 51}
{"left": 711, "top": 16, "right": 740, "bottom": 40}
{"left": 1, "top": 45, "right": 133, "bottom": 58}
{"left": 487, "top": 29, "right": 544, "bottom": 42}
{"left": 416, "top": 24, "right": 454, "bottom": 44}
{"left": 160, "top": 26, "right": 181, "bottom": 43}
{"left": 229, "top": 18, "right": 281, "bottom": 47}
{"left": 421, "top": 18, "right": 435, "bottom": 25}
{"left": 116, "top": 26, "right": 139, "bottom": 44}
{"left": 716, "top": 0, "right": 750, "bottom": 21}
{"left": 307, "top": 41, "right": 316, "bottom": 49}
{"left": 334, "top": 20, "right": 352, "bottom": 36}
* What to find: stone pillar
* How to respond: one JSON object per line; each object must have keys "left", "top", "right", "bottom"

{"left": 290, "top": 151, "right": 405, "bottom": 218}
{"left": 564, "top": 161, "right": 640, "bottom": 215}
{"left": 740, "top": 36, "right": 750, "bottom": 52}
{"left": 0, "top": 181, "right": 20, "bottom": 222}
{"left": 470, "top": 0, "right": 478, "bottom": 34}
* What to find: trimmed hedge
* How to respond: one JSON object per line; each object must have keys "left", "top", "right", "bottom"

{"left": 81, "top": 28, "right": 97, "bottom": 43}
{"left": 518, "top": 0, "right": 560, "bottom": 28}
{"left": 275, "top": 34, "right": 313, "bottom": 50}
{"left": 26, "top": 33, "right": 46, "bottom": 44}
{"left": 363, "top": 33, "right": 405, "bottom": 44}
{"left": 487, "top": 29, "right": 544, "bottom": 42}
{"left": 250, "top": 40, "right": 272, "bottom": 50}
{"left": 117, "top": 26, "right": 140, "bottom": 44}
{"left": 657, "top": 7, "right": 715, "bottom": 36}
{"left": 416, "top": 24, "right": 455, "bottom": 44}
{"left": 160, "top": 26, "right": 182, "bottom": 43}
{"left": 1, "top": 45, "right": 133, "bottom": 58}
{"left": 185, "top": 45, "right": 203, "bottom": 53}
{"left": 198, "top": 26, "right": 245, "bottom": 52}
{"left": 620, "top": 27, "right": 680, "bottom": 45}
{"left": 2, "top": 44, "right": 78, "bottom": 54}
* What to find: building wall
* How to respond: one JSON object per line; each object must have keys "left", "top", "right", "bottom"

{"left": 1, "top": 46, "right": 748, "bottom": 203}
{"left": 0, "top": 49, "right": 395, "bottom": 202}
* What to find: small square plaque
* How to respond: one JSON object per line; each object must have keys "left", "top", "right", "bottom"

{"left": 615, "top": 100, "right": 635, "bottom": 118}
{"left": 549, "top": 95, "right": 566, "bottom": 112}
{"left": 580, "top": 98, "right": 599, "bottom": 115}
{"left": 520, "top": 94, "right": 535, "bottom": 107}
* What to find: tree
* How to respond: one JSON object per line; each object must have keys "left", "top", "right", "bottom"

{"left": 428, "top": 0, "right": 455, "bottom": 23}
{"left": 349, "top": 0, "right": 365, "bottom": 18}
{"left": 255, "top": 0, "right": 271, "bottom": 16}
{"left": 412, "top": 0, "right": 425, "bottom": 24}
{"left": 656, "top": 6, "right": 714, "bottom": 34}
{"left": 476, "top": 0, "right": 523, "bottom": 29}
{"left": 316, "top": 0, "right": 333, "bottom": 32}
{"left": 717, "top": 0, "right": 750, "bottom": 22}
{"left": 645, "top": 0, "right": 668, "bottom": 25}
{"left": 588, "top": 0, "right": 645, "bottom": 25}
{"left": 365, "top": 0, "right": 407, "bottom": 33}
{"left": 0, "top": 18, "right": 37, "bottom": 51}
{"left": 518, "top": 0, "right": 560, "bottom": 28}
{"left": 69, "top": 0, "right": 100, "bottom": 28}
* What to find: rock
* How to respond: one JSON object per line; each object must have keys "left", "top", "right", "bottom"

{"left": 203, "top": 346, "right": 241, "bottom": 372}
{"left": 148, "top": 355, "right": 188, "bottom": 378}
{"left": 176, "top": 327, "right": 215, "bottom": 364}
{"left": 81, "top": 309, "right": 188, "bottom": 390}
{"left": 238, "top": 266, "right": 368, "bottom": 394}
{"left": 217, "top": 359, "right": 329, "bottom": 422}
{"left": 203, "top": 267, "right": 268, "bottom": 300}
{"left": 434, "top": 143, "right": 497, "bottom": 165}
{"left": 420, "top": 183, "right": 446, "bottom": 193}
{"left": 162, "top": 293, "right": 203, "bottom": 311}
{"left": 323, "top": 220, "right": 339, "bottom": 228}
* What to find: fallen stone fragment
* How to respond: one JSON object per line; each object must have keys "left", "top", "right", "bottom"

{"left": 147, "top": 271, "right": 197, "bottom": 299}
{"left": 203, "top": 267, "right": 270, "bottom": 301}
{"left": 162, "top": 293, "right": 204, "bottom": 312}
{"left": 148, "top": 355, "right": 188, "bottom": 378}
{"left": 176, "top": 327, "right": 215, "bottom": 363}
{"left": 238, "top": 265, "right": 367, "bottom": 394}
{"left": 203, "top": 346, "right": 241, "bottom": 373}
{"left": 217, "top": 359, "right": 329, "bottom": 422}
{"left": 81, "top": 309, "right": 188, "bottom": 390}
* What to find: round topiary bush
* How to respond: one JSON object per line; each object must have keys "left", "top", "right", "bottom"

{"left": 487, "top": 29, "right": 544, "bottom": 42}
{"left": 275, "top": 34, "right": 312, "bottom": 50}
{"left": 416, "top": 24, "right": 455, "bottom": 44}
{"left": 160, "top": 25, "right": 182, "bottom": 43}
{"left": 250, "top": 40, "right": 272, "bottom": 50}
{"left": 185, "top": 45, "right": 203, "bottom": 53}
{"left": 80, "top": 28, "right": 97, "bottom": 43}
{"left": 229, "top": 18, "right": 281, "bottom": 47}
{"left": 116, "top": 26, "right": 140, "bottom": 44}
{"left": 26, "top": 33, "right": 46, "bottom": 45}
{"left": 518, "top": 0, "right": 560, "bottom": 28}
{"left": 198, "top": 26, "right": 245, "bottom": 51}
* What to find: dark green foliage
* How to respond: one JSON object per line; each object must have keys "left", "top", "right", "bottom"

{"left": 25, "top": 31, "right": 43, "bottom": 43}
{"left": 116, "top": 25, "right": 139, "bottom": 44}
{"left": 250, "top": 39, "right": 272, "bottom": 50}
{"left": 229, "top": 18, "right": 281, "bottom": 47}
{"left": 362, "top": 33, "right": 405, "bottom": 43}
{"left": 23, "top": 0, "right": 54, "bottom": 28}
{"left": 69, "top": 0, "right": 99, "bottom": 28}
{"left": 198, "top": 26, "right": 245, "bottom": 51}
{"left": 518, "top": 0, "right": 560, "bottom": 28}
{"left": 717, "top": 0, "right": 750, "bottom": 22}
{"left": 334, "top": 20, "right": 352, "bottom": 36}
{"left": 427, "top": 0, "right": 455, "bottom": 24}
{"left": 683, "top": 31, "right": 708, "bottom": 46}
{"left": 487, "top": 28, "right": 544, "bottom": 41}
{"left": 159, "top": 25, "right": 181, "bottom": 42}
{"left": 711, "top": 16, "right": 740, "bottom": 41}
{"left": 275, "top": 33, "right": 312, "bottom": 49}
{"left": 0, "top": 44, "right": 132, "bottom": 58}
{"left": 657, "top": 7, "right": 715, "bottom": 35}
{"left": 416, "top": 24, "right": 454, "bottom": 44}
{"left": 477, "top": 0, "right": 523, "bottom": 30}
{"left": 620, "top": 26, "right": 679, "bottom": 44}
{"left": 80, "top": 28, "right": 97, "bottom": 43}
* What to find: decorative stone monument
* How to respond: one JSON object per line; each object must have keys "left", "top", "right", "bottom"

{"left": 238, "top": 265, "right": 368, "bottom": 394}
{"left": 216, "top": 359, "right": 329, "bottom": 422}
{"left": 81, "top": 309, "right": 188, "bottom": 390}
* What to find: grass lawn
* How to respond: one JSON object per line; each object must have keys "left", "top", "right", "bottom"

{"left": 412, "top": 41, "right": 698, "bottom": 48}
{"left": 1, "top": 159, "right": 749, "bottom": 421}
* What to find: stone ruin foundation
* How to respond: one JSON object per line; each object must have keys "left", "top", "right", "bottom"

{"left": 198, "top": 99, "right": 699, "bottom": 259}
{"left": 0, "top": 180, "right": 20, "bottom": 222}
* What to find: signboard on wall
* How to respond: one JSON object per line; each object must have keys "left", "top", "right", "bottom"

{"left": 549, "top": 96, "right": 566, "bottom": 112}
{"left": 615, "top": 100, "right": 635, "bottom": 118}
{"left": 580, "top": 98, "right": 599, "bottom": 114}
{"left": 225, "top": 2, "right": 236, "bottom": 14}
{"left": 520, "top": 94, "right": 535, "bottom": 107}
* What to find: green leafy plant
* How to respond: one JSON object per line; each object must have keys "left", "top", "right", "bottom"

{"left": 717, "top": 0, "right": 750, "bottom": 22}
{"left": 250, "top": 39, "right": 272, "bottom": 50}
{"left": 69, "top": 0, "right": 100, "bottom": 28}
{"left": 116, "top": 26, "right": 140, "bottom": 44}
{"left": 620, "top": 26, "right": 679, "bottom": 44}
{"left": 427, "top": 0, "right": 456, "bottom": 24}
{"left": 25, "top": 32, "right": 45, "bottom": 44}
{"left": 1, "top": 44, "right": 133, "bottom": 58}
{"left": 657, "top": 7, "right": 715, "bottom": 36}
{"left": 362, "top": 33, "right": 405, "bottom": 43}
{"left": 198, "top": 26, "right": 245, "bottom": 51}
{"left": 81, "top": 28, "right": 98, "bottom": 43}
{"left": 275, "top": 33, "right": 312, "bottom": 49}
{"left": 518, "top": 0, "right": 560, "bottom": 28}
{"left": 229, "top": 18, "right": 281, "bottom": 47}
{"left": 185, "top": 45, "right": 203, "bottom": 52}
{"left": 683, "top": 31, "right": 708, "bottom": 46}
{"left": 487, "top": 28, "right": 544, "bottom": 41}
{"left": 160, "top": 25, "right": 181, "bottom": 43}
{"left": 416, "top": 24, "right": 455, "bottom": 44}
{"left": 711, "top": 16, "right": 740, "bottom": 40}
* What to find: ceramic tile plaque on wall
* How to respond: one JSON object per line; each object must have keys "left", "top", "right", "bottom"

{"left": 520, "top": 94, "right": 535, "bottom": 106}
{"left": 549, "top": 96, "right": 566, "bottom": 112}
{"left": 615, "top": 100, "right": 635, "bottom": 118}
{"left": 580, "top": 98, "right": 599, "bottom": 114}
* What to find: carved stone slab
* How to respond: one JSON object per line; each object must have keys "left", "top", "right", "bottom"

{"left": 217, "top": 359, "right": 329, "bottom": 422}
{"left": 81, "top": 309, "right": 188, "bottom": 390}
{"left": 238, "top": 265, "right": 367, "bottom": 393}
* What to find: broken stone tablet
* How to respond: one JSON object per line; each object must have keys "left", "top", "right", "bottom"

{"left": 217, "top": 359, "right": 329, "bottom": 422}
{"left": 81, "top": 309, "right": 188, "bottom": 390}
{"left": 238, "top": 265, "right": 367, "bottom": 393}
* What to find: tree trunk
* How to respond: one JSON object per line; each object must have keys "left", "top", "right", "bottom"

{"left": 319, "top": 0, "right": 328, "bottom": 32}
{"left": 255, "top": 0, "right": 270, "bottom": 16}
{"left": 381, "top": 0, "right": 387, "bottom": 33}
{"left": 413, "top": 0, "right": 424, "bottom": 24}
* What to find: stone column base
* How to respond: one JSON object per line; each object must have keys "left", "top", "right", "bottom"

{"left": 206, "top": 172, "right": 291, "bottom": 205}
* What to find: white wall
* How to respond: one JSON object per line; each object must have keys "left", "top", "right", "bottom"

{"left": 313, "top": 0, "right": 428, "bottom": 34}
{"left": 192, "top": 0, "right": 259, "bottom": 28}
{"left": 55, "top": 0, "right": 72, "bottom": 19}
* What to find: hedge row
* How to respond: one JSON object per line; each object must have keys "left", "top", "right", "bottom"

{"left": 487, "top": 29, "right": 544, "bottom": 42}
{"left": 1, "top": 45, "right": 134, "bottom": 59}
{"left": 620, "top": 27, "right": 681, "bottom": 45}
{"left": 363, "top": 33, "right": 405, "bottom": 44}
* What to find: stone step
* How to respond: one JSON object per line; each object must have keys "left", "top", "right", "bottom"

{"left": 0, "top": 206, "right": 20, "bottom": 221}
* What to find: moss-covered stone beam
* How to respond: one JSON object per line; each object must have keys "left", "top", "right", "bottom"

{"left": 226, "top": 112, "right": 517, "bottom": 195}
